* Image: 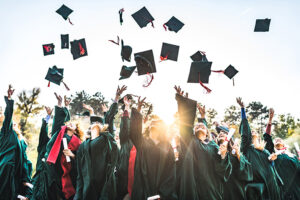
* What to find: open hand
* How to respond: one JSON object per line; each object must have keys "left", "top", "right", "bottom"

{"left": 115, "top": 85, "right": 127, "bottom": 101}
{"left": 54, "top": 93, "right": 62, "bottom": 107}
{"left": 83, "top": 103, "right": 94, "bottom": 115}
{"left": 64, "top": 95, "right": 71, "bottom": 107}
{"left": 7, "top": 84, "right": 15, "bottom": 99}
{"left": 197, "top": 104, "right": 206, "bottom": 118}
{"left": 45, "top": 106, "right": 53, "bottom": 116}
{"left": 137, "top": 96, "right": 146, "bottom": 112}
{"left": 269, "top": 108, "right": 274, "bottom": 123}
{"left": 236, "top": 97, "right": 244, "bottom": 108}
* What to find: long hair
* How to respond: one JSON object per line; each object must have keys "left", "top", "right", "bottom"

{"left": 75, "top": 123, "right": 85, "bottom": 141}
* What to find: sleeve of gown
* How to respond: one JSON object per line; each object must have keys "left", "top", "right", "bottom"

{"left": 75, "top": 145, "right": 83, "bottom": 200}
{"left": 235, "top": 155, "right": 253, "bottom": 182}
{"left": 239, "top": 108, "right": 252, "bottom": 154}
{"left": 129, "top": 108, "right": 143, "bottom": 150}
{"left": 104, "top": 102, "right": 118, "bottom": 135}
{"left": 119, "top": 110, "right": 130, "bottom": 146}
{"left": 0, "top": 96, "right": 14, "bottom": 135}
{"left": 175, "top": 94, "right": 197, "bottom": 145}
{"left": 37, "top": 119, "right": 50, "bottom": 154}
{"left": 51, "top": 106, "right": 69, "bottom": 135}
{"left": 263, "top": 125, "right": 275, "bottom": 154}
{"left": 212, "top": 143, "right": 232, "bottom": 182}
{"left": 197, "top": 118, "right": 208, "bottom": 127}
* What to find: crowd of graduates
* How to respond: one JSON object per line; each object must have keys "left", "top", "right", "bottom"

{"left": 0, "top": 84, "right": 299, "bottom": 200}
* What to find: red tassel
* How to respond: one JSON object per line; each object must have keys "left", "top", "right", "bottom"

{"left": 43, "top": 45, "right": 52, "bottom": 52}
{"left": 79, "top": 43, "right": 85, "bottom": 55}
{"left": 149, "top": 20, "right": 154, "bottom": 28}
{"left": 163, "top": 23, "right": 167, "bottom": 31}
{"left": 108, "top": 36, "right": 120, "bottom": 45}
{"left": 198, "top": 73, "right": 211, "bottom": 93}
{"left": 211, "top": 70, "right": 225, "bottom": 73}
{"left": 48, "top": 81, "right": 50, "bottom": 87}
{"left": 143, "top": 73, "right": 154, "bottom": 87}
{"left": 68, "top": 18, "right": 74, "bottom": 25}
{"left": 159, "top": 53, "right": 168, "bottom": 62}
{"left": 62, "top": 81, "right": 70, "bottom": 91}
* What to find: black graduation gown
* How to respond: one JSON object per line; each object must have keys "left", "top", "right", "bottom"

{"left": 264, "top": 133, "right": 300, "bottom": 200}
{"left": 239, "top": 118, "right": 282, "bottom": 200}
{"left": 176, "top": 94, "right": 232, "bottom": 200}
{"left": 129, "top": 108, "right": 177, "bottom": 200}
{"left": 0, "top": 96, "right": 25, "bottom": 200}
{"left": 116, "top": 113, "right": 133, "bottom": 199}
{"left": 32, "top": 119, "right": 51, "bottom": 200}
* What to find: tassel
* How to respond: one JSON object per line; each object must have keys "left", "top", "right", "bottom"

{"left": 211, "top": 70, "right": 224, "bottom": 73}
{"left": 48, "top": 81, "right": 50, "bottom": 87}
{"left": 79, "top": 43, "right": 85, "bottom": 55}
{"left": 68, "top": 18, "right": 74, "bottom": 25}
{"left": 198, "top": 73, "right": 211, "bottom": 93}
{"left": 232, "top": 78, "right": 235, "bottom": 86}
{"left": 163, "top": 23, "right": 167, "bottom": 31}
{"left": 62, "top": 81, "right": 70, "bottom": 91}
{"left": 119, "top": 8, "right": 124, "bottom": 25}
{"left": 149, "top": 20, "right": 154, "bottom": 28}
{"left": 108, "top": 36, "right": 120, "bottom": 45}
{"left": 159, "top": 53, "right": 169, "bottom": 62}
{"left": 143, "top": 73, "right": 154, "bottom": 87}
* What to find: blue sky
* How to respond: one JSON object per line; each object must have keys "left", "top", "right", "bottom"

{"left": 0, "top": 0, "right": 299, "bottom": 123}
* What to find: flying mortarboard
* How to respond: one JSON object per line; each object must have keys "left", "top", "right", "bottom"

{"left": 187, "top": 61, "right": 212, "bottom": 93}
{"left": 45, "top": 66, "right": 70, "bottom": 90}
{"left": 70, "top": 38, "right": 88, "bottom": 60}
{"left": 119, "top": 65, "right": 136, "bottom": 80}
{"left": 119, "top": 8, "right": 125, "bottom": 25}
{"left": 61, "top": 34, "right": 69, "bottom": 49}
{"left": 163, "top": 16, "right": 184, "bottom": 33}
{"left": 211, "top": 64, "right": 238, "bottom": 86}
{"left": 132, "top": 7, "right": 155, "bottom": 28}
{"left": 56, "top": 4, "right": 74, "bottom": 25}
{"left": 160, "top": 43, "right": 180, "bottom": 62}
{"left": 42, "top": 43, "right": 55, "bottom": 56}
{"left": 121, "top": 40, "right": 132, "bottom": 62}
{"left": 134, "top": 50, "right": 156, "bottom": 87}
{"left": 190, "top": 51, "right": 208, "bottom": 62}
{"left": 254, "top": 18, "right": 271, "bottom": 32}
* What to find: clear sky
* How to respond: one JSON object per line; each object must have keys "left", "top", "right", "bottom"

{"left": 0, "top": 0, "right": 299, "bottom": 124}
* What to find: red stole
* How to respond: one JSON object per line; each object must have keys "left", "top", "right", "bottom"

{"left": 128, "top": 145, "right": 137, "bottom": 197}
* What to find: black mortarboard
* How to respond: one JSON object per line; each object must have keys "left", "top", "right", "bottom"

{"left": 61, "top": 34, "right": 69, "bottom": 49}
{"left": 121, "top": 40, "right": 132, "bottom": 62}
{"left": 70, "top": 39, "right": 88, "bottom": 60}
{"left": 190, "top": 51, "right": 208, "bottom": 62}
{"left": 254, "top": 18, "right": 271, "bottom": 32}
{"left": 160, "top": 43, "right": 180, "bottom": 62}
{"left": 188, "top": 62, "right": 212, "bottom": 93}
{"left": 45, "top": 66, "right": 70, "bottom": 90}
{"left": 132, "top": 7, "right": 155, "bottom": 28}
{"left": 56, "top": 4, "right": 73, "bottom": 20}
{"left": 90, "top": 116, "right": 104, "bottom": 124}
{"left": 119, "top": 65, "right": 136, "bottom": 80}
{"left": 163, "top": 16, "right": 184, "bottom": 33}
{"left": 42, "top": 43, "right": 55, "bottom": 56}
{"left": 224, "top": 65, "right": 238, "bottom": 79}
{"left": 134, "top": 50, "right": 156, "bottom": 75}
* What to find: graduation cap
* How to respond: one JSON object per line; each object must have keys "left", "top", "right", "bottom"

{"left": 190, "top": 51, "right": 208, "bottom": 62}
{"left": 45, "top": 66, "right": 70, "bottom": 90}
{"left": 61, "top": 34, "right": 69, "bottom": 49}
{"left": 90, "top": 116, "right": 104, "bottom": 124}
{"left": 163, "top": 16, "right": 184, "bottom": 33}
{"left": 134, "top": 50, "right": 156, "bottom": 87}
{"left": 70, "top": 39, "right": 88, "bottom": 60}
{"left": 42, "top": 43, "right": 55, "bottom": 56}
{"left": 119, "top": 65, "right": 136, "bottom": 80}
{"left": 121, "top": 40, "right": 132, "bottom": 62}
{"left": 56, "top": 4, "right": 74, "bottom": 25}
{"left": 187, "top": 62, "right": 212, "bottom": 93}
{"left": 132, "top": 7, "right": 155, "bottom": 28}
{"left": 160, "top": 43, "right": 180, "bottom": 62}
{"left": 254, "top": 18, "right": 271, "bottom": 32}
{"left": 119, "top": 8, "right": 125, "bottom": 25}
{"left": 211, "top": 65, "right": 238, "bottom": 86}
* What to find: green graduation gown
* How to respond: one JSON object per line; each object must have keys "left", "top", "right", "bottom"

{"left": 0, "top": 96, "right": 26, "bottom": 200}
{"left": 129, "top": 108, "right": 177, "bottom": 200}
{"left": 264, "top": 133, "right": 300, "bottom": 200}
{"left": 176, "top": 94, "right": 232, "bottom": 200}
{"left": 239, "top": 118, "right": 282, "bottom": 200}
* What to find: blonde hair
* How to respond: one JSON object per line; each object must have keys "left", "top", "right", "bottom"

{"left": 75, "top": 123, "right": 85, "bottom": 141}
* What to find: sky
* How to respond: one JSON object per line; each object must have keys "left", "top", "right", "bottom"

{"left": 0, "top": 0, "right": 299, "bottom": 124}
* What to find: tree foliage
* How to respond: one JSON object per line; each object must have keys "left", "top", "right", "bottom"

{"left": 224, "top": 105, "right": 240, "bottom": 124}
{"left": 246, "top": 101, "right": 269, "bottom": 134}
{"left": 273, "top": 114, "right": 300, "bottom": 139}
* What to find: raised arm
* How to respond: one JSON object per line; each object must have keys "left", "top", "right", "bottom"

{"left": 37, "top": 107, "right": 52, "bottom": 154}
{"left": 263, "top": 108, "right": 275, "bottom": 154}
{"left": 1, "top": 85, "right": 15, "bottom": 135}
{"left": 237, "top": 97, "right": 252, "bottom": 154}
{"left": 197, "top": 104, "right": 208, "bottom": 127}
{"left": 51, "top": 93, "right": 70, "bottom": 135}
{"left": 174, "top": 86, "right": 197, "bottom": 145}
{"left": 119, "top": 96, "right": 131, "bottom": 145}
{"left": 129, "top": 104, "right": 143, "bottom": 150}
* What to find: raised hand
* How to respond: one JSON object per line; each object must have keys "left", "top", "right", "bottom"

{"left": 219, "top": 144, "right": 228, "bottom": 159}
{"left": 83, "top": 103, "right": 94, "bottom": 115}
{"left": 7, "top": 84, "right": 15, "bottom": 100}
{"left": 64, "top": 95, "right": 71, "bottom": 107}
{"left": 236, "top": 97, "right": 244, "bottom": 108}
{"left": 197, "top": 104, "right": 206, "bottom": 118}
{"left": 115, "top": 85, "right": 127, "bottom": 101}
{"left": 45, "top": 106, "right": 53, "bottom": 116}
{"left": 269, "top": 108, "right": 274, "bottom": 123}
{"left": 137, "top": 96, "right": 146, "bottom": 113}
{"left": 54, "top": 93, "right": 62, "bottom": 107}
{"left": 100, "top": 104, "right": 109, "bottom": 113}
{"left": 174, "top": 85, "right": 184, "bottom": 96}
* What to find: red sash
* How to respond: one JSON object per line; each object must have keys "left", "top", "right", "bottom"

{"left": 128, "top": 145, "right": 137, "bottom": 197}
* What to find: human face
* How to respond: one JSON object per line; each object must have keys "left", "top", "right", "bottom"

{"left": 274, "top": 138, "right": 284, "bottom": 150}
{"left": 194, "top": 123, "right": 208, "bottom": 138}
{"left": 67, "top": 122, "right": 76, "bottom": 132}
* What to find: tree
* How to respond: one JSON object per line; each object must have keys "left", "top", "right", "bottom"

{"left": 246, "top": 101, "right": 268, "bottom": 134}
{"left": 224, "top": 105, "right": 240, "bottom": 124}
{"left": 15, "top": 88, "right": 43, "bottom": 137}
{"left": 273, "top": 114, "right": 299, "bottom": 139}
{"left": 206, "top": 108, "right": 218, "bottom": 129}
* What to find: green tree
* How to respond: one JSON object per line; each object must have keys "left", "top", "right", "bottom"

{"left": 273, "top": 114, "right": 298, "bottom": 139}
{"left": 206, "top": 108, "right": 218, "bottom": 129}
{"left": 224, "top": 105, "right": 240, "bottom": 124}
{"left": 15, "top": 88, "right": 43, "bottom": 138}
{"left": 246, "top": 101, "right": 268, "bottom": 134}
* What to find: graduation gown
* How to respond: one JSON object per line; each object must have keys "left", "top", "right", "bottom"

{"left": 116, "top": 111, "right": 135, "bottom": 199}
{"left": 239, "top": 117, "right": 282, "bottom": 200}
{"left": 129, "top": 108, "right": 177, "bottom": 200}
{"left": 0, "top": 96, "right": 26, "bottom": 200}
{"left": 176, "top": 94, "right": 232, "bottom": 200}
{"left": 223, "top": 154, "right": 253, "bottom": 200}
{"left": 32, "top": 118, "right": 51, "bottom": 200}
{"left": 264, "top": 133, "right": 300, "bottom": 200}
{"left": 44, "top": 106, "right": 81, "bottom": 200}
{"left": 75, "top": 102, "right": 119, "bottom": 200}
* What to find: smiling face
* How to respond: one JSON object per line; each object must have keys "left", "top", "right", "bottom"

{"left": 194, "top": 122, "right": 208, "bottom": 139}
